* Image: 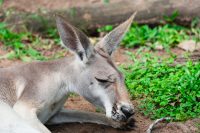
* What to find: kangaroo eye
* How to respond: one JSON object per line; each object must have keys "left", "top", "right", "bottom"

{"left": 95, "top": 77, "right": 108, "bottom": 83}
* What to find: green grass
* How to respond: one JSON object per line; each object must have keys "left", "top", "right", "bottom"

{"left": 123, "top": 24, "right": 186, "bottom": 48}
{"left": 0, "top": 0, "right": 3, "bottom": 6}
{"left": 0, "top": 23, "right": 46, "bottom": 61}
{"left": 98, "top": 23, "right": 200, "bottom": 50}
{"left": 0, "top": 22, "right": 64, "bottom": 61}
{"left": 121, "top": 50, "right": 200, "bottom": 121}
{"left": 2, "top": 18, "right": 200, "bottom": 61}
{"left": 97, "top": 25, "right": 113, "bottom": 33}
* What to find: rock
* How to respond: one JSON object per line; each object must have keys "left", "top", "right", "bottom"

{"left": 155, "top": 45, "right": 164, "bottom": 50}
{"left": 178, "top": 40, "right": 200, "bottom": 52}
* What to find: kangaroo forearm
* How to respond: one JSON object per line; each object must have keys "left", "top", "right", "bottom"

{"left": 46, "top": 109, "right": 124, "bottom": 129}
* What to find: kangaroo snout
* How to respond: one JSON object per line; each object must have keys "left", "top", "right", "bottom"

{"left": 121, "top": 105, "right": 134, "bottom": 119}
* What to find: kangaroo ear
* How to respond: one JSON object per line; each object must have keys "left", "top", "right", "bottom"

{"left": 56, "top": 15, "right": 94, "bottom": 61}
{"left": 95, "top": 12, "right": 136, "bottom": 55}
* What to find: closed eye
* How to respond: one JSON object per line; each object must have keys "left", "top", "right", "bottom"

{"left": 95, "top": 77, "right": 112, "bottom": 89}
{"left": 95, "top": 77, "right": 109, "bottom": 83}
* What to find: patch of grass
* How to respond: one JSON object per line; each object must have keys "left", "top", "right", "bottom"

{"left": 0, "top": 0, "right": 3, "bottom": 6}
{"left": 163, "top": 10, "right": 179, "bottom": 23}
{"left": 121, "top": 50, "right": 200, "bottom": 121}
{"left": 0, "top": 23, "right": 46, "bottom": 61}
{"left": 95, "top": 107, "right": 104, "bottom": 113}
{"left": 103, "top": 0, "right": 110, "bottom": 4}
{"left": 98, "top": 22, "right": 200, "bottom": 50}
{"left": 0, "top": 22, "right": 64, "bottom": 61}
{"left": 43, "top": 28, "right": 60, "bottom": 44}
{"left": 97, "top": 25, "right": 113, "bottom": 33}
{"left": 122, "top": 23, "right": 200, "bottom": 49}
{"left": 68, "top": 92, "right": 79, "bottom": 97}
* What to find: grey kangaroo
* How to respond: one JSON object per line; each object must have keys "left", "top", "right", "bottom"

{"left": 0, "top": 13, "right": 136, "bottom": 133}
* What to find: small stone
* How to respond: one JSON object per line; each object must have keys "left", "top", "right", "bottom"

{"left": 178, "top": 40, "right": 200, "bottom": 52}
{"left": 155, "top": 45, "right": 164, "bottom": 50}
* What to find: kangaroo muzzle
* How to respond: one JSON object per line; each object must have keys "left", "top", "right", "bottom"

{"left": 120, "top": 105, "right": 134, "bottom": 119}
{"left": 111, "top": 102, "right": 134, "bottom": 122}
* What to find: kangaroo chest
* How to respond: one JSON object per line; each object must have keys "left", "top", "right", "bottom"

{"left": 37, "top": 94, "right": 69, "bottom": 123}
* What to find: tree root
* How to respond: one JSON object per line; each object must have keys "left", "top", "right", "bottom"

{"left": 146, "top": 117, "right": 171, "bottom": 133}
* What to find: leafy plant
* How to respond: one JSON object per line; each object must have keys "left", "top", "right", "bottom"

{"left": 122, "top": 23, "right": 200, "bottom": 49}
{"left": 43, "top": 28, "right": 60, "bottom": 44}
{"left": 163, "top": 10, "right": 179, "bottom": 23}
{"left": 97, "top": 25, "right": 113, "bottom": 33}
{"left": 0, "top": 0, "right": 3, "bottom": 6}
{"left": 103, "top": 0, "right": 110, "bottom": 4}
{"left": 190, "top": 19, "right": 200, "bottom": 42}
{"left": 98, "top": 22, "right": 200, "bottom": 50}
{"left": 0, "top": 23, "right": 46, "bottom": 61}
{"left": 69, "top": 7, "right": 77, "bottom": 17}
{"left": 0, "top": 22, "right": 67, "bottom": 61}
{"left": 121, "top": 51, "right": 200, "bottom": 121}
{"left": 191, "top": 17, "right": 200, "bottom": 28}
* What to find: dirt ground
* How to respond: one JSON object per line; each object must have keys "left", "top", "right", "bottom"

{"left": 0, "top": 43, "right": 200, "bottom": 133}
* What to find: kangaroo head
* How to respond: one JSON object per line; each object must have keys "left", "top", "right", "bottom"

{"left": 56, "top": 13, "right": 136, "bottom": 122}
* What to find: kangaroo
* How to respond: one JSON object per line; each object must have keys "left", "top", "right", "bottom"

{"left": 0, "top": 13, "right": 136, "bottom": 133}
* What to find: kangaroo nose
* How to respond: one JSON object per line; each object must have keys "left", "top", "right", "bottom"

{"left": 121, "top": 106, "right": 134, "bottom": 119}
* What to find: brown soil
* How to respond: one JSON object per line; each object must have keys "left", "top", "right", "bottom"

{"left": 1, "top": 45, "right": 200, "bottom": 133}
